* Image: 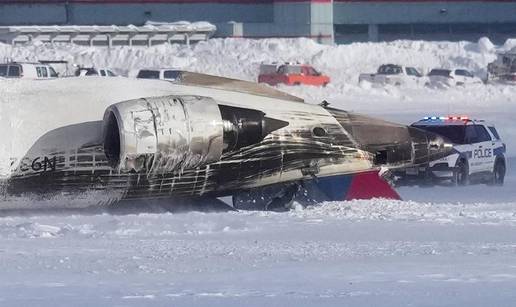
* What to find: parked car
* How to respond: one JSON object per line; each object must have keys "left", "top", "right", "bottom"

{"left": 75, "top": 67, "right": 117, "bottom": 77}
{"left": 393, "top": 116, "right": 506, "bottom": 186}
{"left": 136, "top": 68, "right": 182, "bottom": 81}
{"left": 487, "top": 48, "right": 516, "bottom": 83}
{"left": 359, "top": 64, "right": 424, "bottom": 86}
{"left": 0, "top": 62, "right": 58, "bottom": 79}
{"left": 426, "top": 68, "right": 482, "bottom": 87}
{"left": 258, "top": 63, "right": 282, "bottom": 75}
{"left": 258, "top": 63, "right": 330, "bottom": 87}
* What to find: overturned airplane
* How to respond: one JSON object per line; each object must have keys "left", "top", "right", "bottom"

{"left": 0, "top": 74, "right": 453, "bottom": 211}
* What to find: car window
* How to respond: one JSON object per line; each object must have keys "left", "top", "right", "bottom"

{"left": 8, "top": 65, "right": 21, "bottom": 77}
{"left": 474, "top": 125, "right": 491, "bottom": 142}
{"left": 36, "top": 67, "right": 43, "bottom": 78}
{"left": 100, "top": 70, "right": 106, "bottom": 76}
{"left": 85, "top": 69, "right": 98, "bottom": 76}
{"left": 48, "top": 66, "right": 58, "bottom": 77}
{"left": 137, "top": 70, "right": 160, "bottom": 79}
{"left": 306, "top": 67, "right": 319, "bottom": 76}
{"left": 107, "top": 70, "right": 116, "bottom": 77}
{"left": 284, "top": 66, "right": 302, "bottom": 75}
{"left": 413, "top": 125, "right": 466, "bottom": 144}
{"left": 464, "top": 125, "right": 479, "bottom": 143}
{"left": 406, "top": 67, "right": 422, "bottom": 77}
{"left": 378, "top": 65, "right": 402, "bottom": 75}
{"left": 0, "top": 65, "right": 7, "bottom": 77}
{"left": 428, "top": 69, "right": 451, "bottom": 77}
{"left": 488, "top": 126, "right": 500, "bottom": 140}
{"left": 259, "top": 64, "right": 278, "bottom": 74}
{"left": 455, "top": 69, "right": 473, "bottom": 78}
{"left": 163, "top": 70, "right": 181, "bottom": 80}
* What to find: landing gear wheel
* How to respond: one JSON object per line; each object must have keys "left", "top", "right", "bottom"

{"left": 453, "top": 160, "right": 469, "bottom": 186}
{"left": 491, "top": 161, "right": 506, "bottom": 186}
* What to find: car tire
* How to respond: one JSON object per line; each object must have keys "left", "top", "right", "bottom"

{"left": 491, "top": 159, "right": 506, "bottom": 186}
{"left": 293, "top": 82, "right": 301, "bottom": 86}
{"left": 454, "top": 160, "right": 469, "bottom": 186}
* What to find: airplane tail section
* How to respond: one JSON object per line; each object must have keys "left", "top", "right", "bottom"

{"left": 233, "top": 171, "right": 401, "bottom": 211}
{"left": 345, "top": 171, "right": 401, "bottom": 200}
{"left": 307, "top": 171, "right": 401, "bottom": 201}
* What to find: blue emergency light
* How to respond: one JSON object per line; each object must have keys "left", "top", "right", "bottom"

{"left": 423, "top": 115, "right": 469, "bottom": 121}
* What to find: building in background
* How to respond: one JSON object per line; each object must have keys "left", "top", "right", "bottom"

{"left": 334, "top": 0, "right": 516, "bottom": 44}
{"left": 0, "top": 0, "right": 515, "bottom": 45}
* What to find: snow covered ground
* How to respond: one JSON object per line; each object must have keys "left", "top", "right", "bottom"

{"left": 1, "top": 178, "right": 516, "bottom": 306}
{"left": 1, "top": 38, "right": 516, "bottom": 306}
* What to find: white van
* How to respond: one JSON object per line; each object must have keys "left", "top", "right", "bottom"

{"left": 0, "top": 62, "right": 58, "bottom": 79}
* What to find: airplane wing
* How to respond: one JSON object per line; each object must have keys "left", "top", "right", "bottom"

{"left": 175, "top": 71, "right": 305, "bottom": 103}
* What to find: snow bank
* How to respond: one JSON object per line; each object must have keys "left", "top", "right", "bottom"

{"left": 289, "top": 199, "right": 516, "bottom": 226}
{"left": 1, "top": 37, "right": 516, "bottom": 156}
{"left": 0, "top": 37, "right": 499, "bottom": 81}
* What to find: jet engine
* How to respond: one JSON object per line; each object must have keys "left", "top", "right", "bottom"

{"left": 102, "top": 95, "right": 288, "bottom": 173}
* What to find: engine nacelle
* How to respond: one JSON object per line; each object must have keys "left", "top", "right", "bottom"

{"left": 102, "top": 95, "right": 288, "bottom": 173}
{"left": 103, "top": 95, "right": 223, "bottom": 173}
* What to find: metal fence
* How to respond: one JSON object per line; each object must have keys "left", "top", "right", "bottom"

{"left": 0, "top": 22, "right": 216, "bottom": 46}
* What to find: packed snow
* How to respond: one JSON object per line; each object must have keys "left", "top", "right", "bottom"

{"left": 1, "top": 37, "right": 516, "bottom": 306}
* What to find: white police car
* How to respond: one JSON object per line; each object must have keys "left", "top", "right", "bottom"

{"left": 395, "top": 116, "right": 506, "bottom": 186}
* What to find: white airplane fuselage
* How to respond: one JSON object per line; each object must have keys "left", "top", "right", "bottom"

{"left": 0, "top": 77, "right": 451, "bottom": 210}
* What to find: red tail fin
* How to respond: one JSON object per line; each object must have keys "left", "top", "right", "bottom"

{"left": 345, "top": 171, "right": 401, "bottom": 200}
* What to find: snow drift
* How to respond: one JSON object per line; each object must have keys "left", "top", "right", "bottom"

{"left": 1, "top": 37, "right": 515, "bottom": 155}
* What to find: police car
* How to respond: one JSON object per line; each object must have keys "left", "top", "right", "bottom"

{"left": 394, "top": 116, "right": 506, "bottom": 186}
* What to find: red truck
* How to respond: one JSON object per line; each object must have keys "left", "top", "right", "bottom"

{"left": 258, "top": 63, "right": 330, "bottom": 87}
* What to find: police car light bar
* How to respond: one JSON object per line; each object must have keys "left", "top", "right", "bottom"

{"left": 423, "top": 115, "right": 469, "bottom": 121}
